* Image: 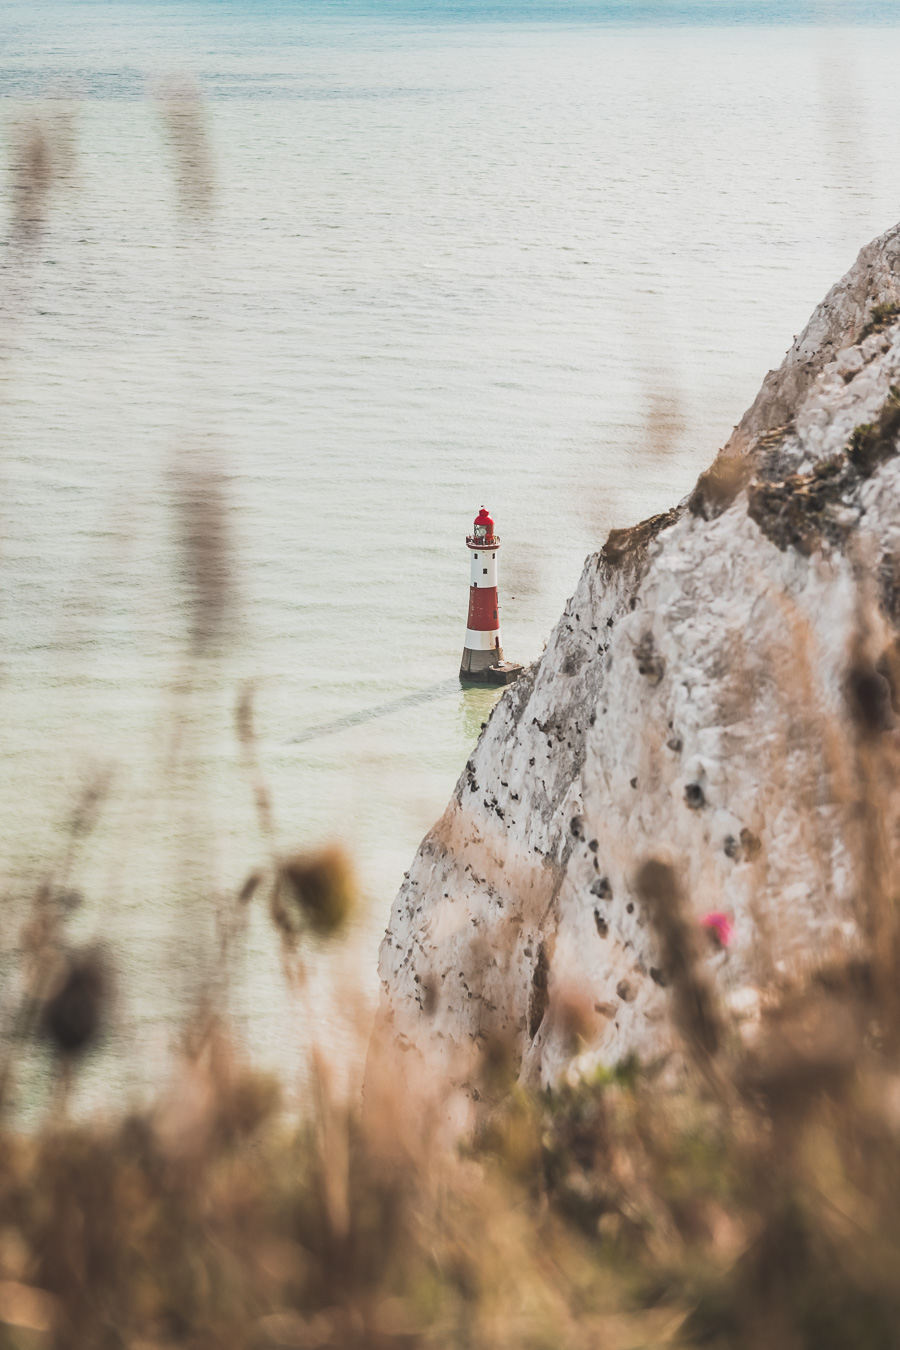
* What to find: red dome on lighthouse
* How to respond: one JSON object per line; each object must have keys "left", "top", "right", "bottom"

{"left": 474, "top": 506, "right": 494, "bottom": 538}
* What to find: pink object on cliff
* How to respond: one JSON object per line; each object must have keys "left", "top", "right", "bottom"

{"left": 700, "top": 911, "right": 734, "bottom": 949}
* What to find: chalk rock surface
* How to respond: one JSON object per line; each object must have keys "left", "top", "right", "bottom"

{"left": 376, "top": 222, "right": 900, "bottom": 1090}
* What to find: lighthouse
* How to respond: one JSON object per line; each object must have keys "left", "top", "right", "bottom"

{"left": 459, "top": 507, "right": 523, "bottom": 686}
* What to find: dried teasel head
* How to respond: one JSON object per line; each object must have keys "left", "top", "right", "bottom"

{"left": 172, "top": 464, "right": 233, "bottom": 654}
{"left": 155, "top": 75, "right": 215, "bottom": 216}
{"left": 844, "top": 645, "right": 897, "bottom": 738}
{"left": 7, "top": 103, "right": 77, "bottom": 243}
{"left": 39, "top": 947, "right": 110, "bottom": 1059}
{"left": 272, "top": 846, "right": 356, "bottom": 942}
{"left": 9, "top": 118, "right": 52, "bottom": 241}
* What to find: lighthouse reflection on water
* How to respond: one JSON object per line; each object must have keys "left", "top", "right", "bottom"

{"left": 458, "top": 684, "right": 504, "bottom": 740}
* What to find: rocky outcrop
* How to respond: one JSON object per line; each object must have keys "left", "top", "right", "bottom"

{"left": 375, "top": 221, "right": 900, "bottom": 1094}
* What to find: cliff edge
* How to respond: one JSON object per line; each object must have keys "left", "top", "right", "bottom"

{"left": 375, "top": 221, "right": 900, "bottom": 1095}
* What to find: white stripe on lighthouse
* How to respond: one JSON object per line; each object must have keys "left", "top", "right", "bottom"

{"left": 469, "top": 551, "right": 499, "bottom": 587}
{"left": 465, "top": 627, "right": 501, "bottom": 650}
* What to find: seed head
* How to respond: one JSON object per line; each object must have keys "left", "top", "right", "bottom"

{"left": 273, "top": 846, "right": 356, "bottom": 941}
{"left": 40, "top": 949, "right": 109, "bottom": 1058}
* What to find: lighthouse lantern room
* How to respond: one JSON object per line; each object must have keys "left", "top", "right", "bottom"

{"left": 459, "top": 507, "right": 523, "bottom": 686}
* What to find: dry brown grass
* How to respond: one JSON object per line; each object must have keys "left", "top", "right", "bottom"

{"left": 3, "top": 624, "right": 900, "bottom": 1350}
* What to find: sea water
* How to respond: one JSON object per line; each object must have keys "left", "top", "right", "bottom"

{"left": 2, "top": 0, "right": 900, "bottom": 1112}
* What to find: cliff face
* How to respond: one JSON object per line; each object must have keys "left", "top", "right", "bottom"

{"left": 375, "top": 222, "right": 900, "bottom": 1093}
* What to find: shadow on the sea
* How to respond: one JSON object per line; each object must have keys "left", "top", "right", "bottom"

{"left": 287, "top": 678, "right": 504, "bottom": 747}
{"left": 287, "top": 678, "right": 460, "bottom": 746}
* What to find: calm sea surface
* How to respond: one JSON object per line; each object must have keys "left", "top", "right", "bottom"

{"left": 2, "top": 1, "right": 900, "bottom": 1114}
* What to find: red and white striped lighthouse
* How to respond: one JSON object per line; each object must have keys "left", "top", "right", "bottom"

{"left": 459, "top": 507, "right": 522, "bottom": 685}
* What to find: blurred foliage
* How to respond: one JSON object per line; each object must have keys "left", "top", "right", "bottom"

{"left": 5, "top": 835, "right": 900, "bottom": 1350}
{"left": 274, "top": 849, "right": 357, "bottom": 942}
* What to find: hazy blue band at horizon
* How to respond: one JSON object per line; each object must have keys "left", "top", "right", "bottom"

{"left": 213, "top": 0, "right": 900, "bottom": 21}
{"left": 3, "top": 0, "right": 896, "bottom": 104}
{"left": 4, "top": 0, "right": 900, "bottom": 34}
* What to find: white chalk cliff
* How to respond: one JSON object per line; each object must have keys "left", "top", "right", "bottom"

{"left": 376, "top": 222, "right": 900, "bottom": 1091}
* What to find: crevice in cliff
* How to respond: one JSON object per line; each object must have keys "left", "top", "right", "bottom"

{"left": 527, "top": 942, "right": 550, "bottom": 1040}
{"left": 747, "top": 385, "right": 900, "bottom": 556}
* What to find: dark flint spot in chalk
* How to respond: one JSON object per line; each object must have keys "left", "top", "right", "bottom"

{"left": 666, "top": 735, "right": 682, "bottom": 752}
{"left": 724, "top": 834, "right": 740, "bottom": 859}
{"left": 630, "top": 777, "right": 638, "bottom": 789}
{"left": 626, "top": 902, "right": 634, "bottom": 913}
{"left": 650, "top": 966, "right": 668, "bottom": 987}
{"left": 588, "top": 839, "right": 598, "bottom": 852}
{"left": 591, "top": 877, "right": 612, "bottom": 900}
{"left": 685, "top": 782, "right": 705, "bottom": 809}
{"left": 633, "top": 632, "right": 665, "bottom": 685}
{"left": 740, "top": 826, "right": 762, "bottom": 859}
{"left": 594, "top": 910, "right": 609, "bottom": 938}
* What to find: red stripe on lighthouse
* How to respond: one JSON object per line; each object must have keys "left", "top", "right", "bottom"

{"left": 467, "top": 587, "right": 499, "bottom": 630}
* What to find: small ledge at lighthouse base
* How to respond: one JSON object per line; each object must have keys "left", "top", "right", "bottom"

{"left": 459, "top": 657, "right": 524, "bottom": 687}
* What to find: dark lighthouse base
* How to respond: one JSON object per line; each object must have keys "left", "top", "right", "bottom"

{"left": 459, "top": 659, "right": 524, "bottom": 687}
